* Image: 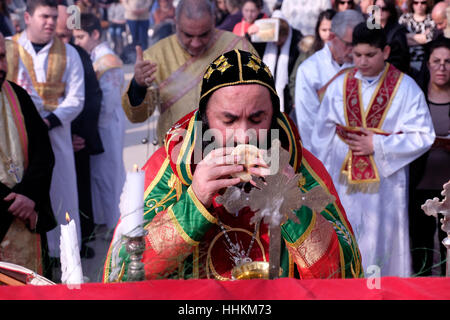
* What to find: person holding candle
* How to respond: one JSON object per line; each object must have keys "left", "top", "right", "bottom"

{"left": 103, "top": 49, "right": 363, "bottom": 282}
{"left": 0, "top": 31, "right": 56, "bottom": 278}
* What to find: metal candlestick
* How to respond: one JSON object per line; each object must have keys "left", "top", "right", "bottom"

{"left": 421, "top": 180, "right": 450, "bottom": 277}
{"left": 443, "top": 222, "right": 450, "bottom": 277}
{"left": 141, "top": 83, "right": 160, "bottom": 146}
{"left": 123, "top": 229, "right": 148, "bottom": 282}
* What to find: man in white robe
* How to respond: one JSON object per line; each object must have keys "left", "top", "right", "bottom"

{"left": 6, "top": 0, "right": 85, "bottom": 260}
{"left": 311, "top": 23, "right": 435, "bottom": 277}
{"left": 294, "top": 10, "right": 364, "bottom": 151}
{"left": 73, "top": 13, "right": 126, "bottom": 232}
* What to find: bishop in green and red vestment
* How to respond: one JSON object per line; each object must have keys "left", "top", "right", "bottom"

{"left": 103, "top": 108, "right": 363, "bottom": 281}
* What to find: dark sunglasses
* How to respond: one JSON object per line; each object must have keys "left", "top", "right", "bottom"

{"left": 339, "top": 0, "right": 354, "bottom": 4}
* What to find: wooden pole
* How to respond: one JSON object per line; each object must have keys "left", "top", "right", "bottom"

{"left": 0, "top": 273, "right": 25, "bottom": 286}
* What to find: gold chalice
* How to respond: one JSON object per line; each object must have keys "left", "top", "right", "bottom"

{"left": 231, "top": 261, "right": 282, "bottom": 280}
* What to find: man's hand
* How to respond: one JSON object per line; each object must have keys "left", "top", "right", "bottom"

{"left": 4, "top": 193, "right": 38, "bottom": 230}
{"left": 134, "top": 45, "right": 157, "bottom": 87}
{"left": 72, "top": 134, "right": 86, "bottom": 152}
{"left": 191, "top": 147, "right": 244, "bottom": 208}
{"left": 346, "top": 128, "right": 374, "bottom": 156}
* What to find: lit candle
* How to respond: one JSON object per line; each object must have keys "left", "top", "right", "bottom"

{"left": 60, "top": 213, "right": 84, "bottom": 284}
{"left": 121, "top": 164, "right": 145, "bottom": 237}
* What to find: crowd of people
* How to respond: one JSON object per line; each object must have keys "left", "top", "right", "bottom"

{"left": 0, "top": 0, "right": 448, "bottom": 284}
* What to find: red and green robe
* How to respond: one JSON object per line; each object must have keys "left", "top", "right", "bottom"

{"left": 103, "top": 110, "right": 363, "bottom": 281}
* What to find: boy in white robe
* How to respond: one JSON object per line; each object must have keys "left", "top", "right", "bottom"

{"left": 311, "top": 23, "right": 435, "bottom": 277}
{"left": 73, "top": 13, "right": 126, "bottom": 232}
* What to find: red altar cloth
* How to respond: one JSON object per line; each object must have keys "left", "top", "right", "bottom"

{"left": 0, "top": 277, "right": 449, "bottom": 300}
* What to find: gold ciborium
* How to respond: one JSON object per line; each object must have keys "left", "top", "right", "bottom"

{"left": 231, "top": 261, "right": 282, "bottom": 280}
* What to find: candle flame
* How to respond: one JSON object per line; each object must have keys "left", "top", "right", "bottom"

{"left": 133, "top": 164, "right": 139, "bottom": 172}
{"left": 65, "top": 212, "right": 70, "bottom": 222}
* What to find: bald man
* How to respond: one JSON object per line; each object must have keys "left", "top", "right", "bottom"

{"left": 56, "top": 4, "right": 104, "bottom": 258}
{"left": 431, "top": 1, "right": 448, "bottom": 31}
{"left": 122, "top": 0, "right": 258, "bottom": 146}
{"left": 56, "top": 4, "right": 73, "bottom": 43}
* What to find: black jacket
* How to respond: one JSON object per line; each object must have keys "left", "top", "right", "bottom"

{"left": 0, "top": 81, "right": 56, "bottom": 241}
{"left": 70, "top": 43, "right": 104, "bottom": 155}
{"left": 384, "top": 22, "right": 411, "bottom": 75}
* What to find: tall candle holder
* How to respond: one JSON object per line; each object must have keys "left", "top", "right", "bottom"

{"left": 421, "top": 180, "right": 450, "bottom": 277}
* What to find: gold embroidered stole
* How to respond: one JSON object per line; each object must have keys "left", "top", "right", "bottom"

{"left": 8, "top": 33, "right": 66, "bottom": 111}
{"left": 93, "top": 53, "right": 123, "bottom": 80}
{"left": 0, "top": 81, "right": 28, "bottom": 188}
{"left": 0, "top": 219, "right": 42, "bottom": 275}
{"left": 337, "top": 63, "right": 403, "bottom": 193}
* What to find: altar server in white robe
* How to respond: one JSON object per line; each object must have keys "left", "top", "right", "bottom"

{"left": 311, "top": 23, "right": 435, "bottom": 277}
{"left": 294, "top": 10, "right": 364, "bottom": 151}
{"left": 6, "top": 0, "right": 85, "bottom": 258}
{"left": 74, "top": 13, "right": 126, "bottom": 231}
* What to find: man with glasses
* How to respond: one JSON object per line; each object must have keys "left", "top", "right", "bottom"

{"left": 294, "top": 9, "right": 364, "bottom": 151}
{"left": 311, "top": 23, "right": 435, "bottom": 277}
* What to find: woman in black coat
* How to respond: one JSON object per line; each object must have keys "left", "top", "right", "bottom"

{"left": 375, "top": 0, "right": 411, "bottom": 74}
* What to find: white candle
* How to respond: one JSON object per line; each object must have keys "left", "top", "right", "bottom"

{"left": 121, "top": 165, "right": 145, "bottom": 237}
{"left": 60, "top": 213, "right": 84, "bottom": 284}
